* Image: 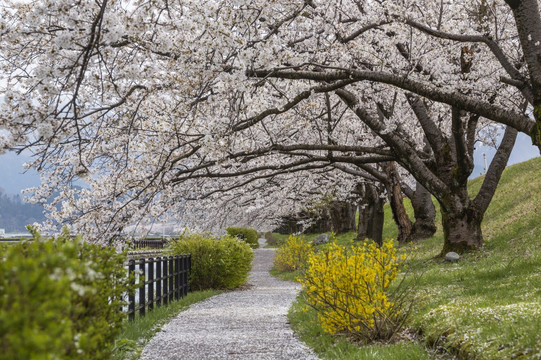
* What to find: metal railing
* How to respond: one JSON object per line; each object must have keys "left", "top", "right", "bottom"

{"left": 127, "top": 255, "right": 191, "bottom": 320}
{"left": 131, "top": 238, "right": 168, "bottom": 249}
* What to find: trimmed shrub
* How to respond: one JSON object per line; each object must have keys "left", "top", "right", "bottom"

{"left": 168, "top": 232, "right": 253, "bottom": 290}
{"left": 0, "top": 228, "right": 130, "bottom": 360}
{"left": 299, "top": 239, "right": 410, "bottom": 343}
{"left": 226, "top": 227, "right": 259, "bottom": 249}
{"left": 273, "top": 235, "right": 313, "bottom": 272}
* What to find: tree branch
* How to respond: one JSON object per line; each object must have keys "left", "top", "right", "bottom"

{"left": 232, "top": 79, "right": 356, "bottom": 131}
{"left": 335, "top": 88, "right": 449, "bottom": 197}
{"left": 405, "top": 93, "right": 444, "bottom": 156}
{"left": 473, "top": 125, "right": 518, "bottom": 214}
{"left": 248, "top": 68, "right": 535, "bottom": 134}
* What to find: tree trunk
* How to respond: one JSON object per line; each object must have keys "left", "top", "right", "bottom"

{"left": 409, "top": 182, "right": 437, "bottom": 240}
{"left": 306, "top": 208, "right": 332, "bottom": 234}
{"left": 384, "top": 162, "right": 413, "bottom": 243}
{"left": 367, "top": 199, "right": 384, "bottom": 246}
{"left": 303, "top": 201, "right": 356, "bottom": 234}
{"left": 357, "top": 182, "right": 384, "bottom": 245}
{"left": 504, "top": 0, "right": 541, "bottom": 148}
{"left": 329, "top": 201, "right": 357, "bottom": 234}
{"left": 337, "top": 89, "right": 517, "bottom": 254}
{"left": 440, "top": 204, "right": 483, "bottom": 253}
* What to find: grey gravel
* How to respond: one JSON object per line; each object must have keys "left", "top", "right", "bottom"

{"left": 139, "top": 238, "right": 320, "bottom": 360}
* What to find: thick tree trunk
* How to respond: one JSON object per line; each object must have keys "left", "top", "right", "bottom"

{"left": 409, "top": 182, "right": 437, "bottom": 240}
{"left": 305, "top": 208, "right": 331, "bottom": 234}
{"left": 384, "top": 162, "right": 413, "bottom": 243}
{"left": 329, "top": 201, "right": 357, "bottom": 234}
{"left": 273, "top": 215, "right": 302, "bottom": 234}
{"left": 367, "top": 200, "right": 384, "bottom": 245}
{"left": 337, "top": 89, "right": 518, "bottom": 254}
{"left": 440, "top": 205, "right": 483, "bottom": 253}
{"left": 437, "top": 126, "right": 517, "bottom": 254}
{"left": 357, "top": 183, "right": 384, "bottom": 245}
{"left": 304, "top": 201, "right": 356, "bottom": 234}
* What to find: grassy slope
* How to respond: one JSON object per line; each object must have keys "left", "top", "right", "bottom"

{"left": 281, "top": 156, "right": 541, "bottom": 359}
{"left": 406, "top": 157, "right": 541, "bottom": 359}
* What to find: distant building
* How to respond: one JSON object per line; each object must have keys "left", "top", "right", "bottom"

{"left": 0, "top": 229, "right": 5, "bottom": 236}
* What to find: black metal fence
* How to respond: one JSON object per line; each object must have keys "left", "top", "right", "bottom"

{"left": 132, "top": 238, "right": 168, "bottom": 250}
{"left": 127, "top": 255, "right": 191, "bottom": 320}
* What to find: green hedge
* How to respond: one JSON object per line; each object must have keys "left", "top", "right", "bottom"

{"left": 168, "top": 232, "right": 254, "bottom": 291}
{"left": 0, "top": 228, "right": 130, "bottom": 360}
{"left": 226, "top": 227, "right": 259, "bottom": 249}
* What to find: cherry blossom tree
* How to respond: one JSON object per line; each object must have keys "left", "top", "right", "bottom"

{"left": 0, "top": 0, "right": 532, "bottom": 253}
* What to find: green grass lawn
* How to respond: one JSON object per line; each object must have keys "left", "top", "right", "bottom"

{"left": 273, "top": 157, "right": 541, "bottom": 359}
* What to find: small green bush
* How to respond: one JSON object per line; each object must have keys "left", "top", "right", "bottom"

{"left": 0, "top": 228, "right": 130, "bottom": 360}
{"left": 226, "top": 227, "right": 259, "bottom": 249}
{"left": 168, "top": 232, "right": 254, "bottom": 290}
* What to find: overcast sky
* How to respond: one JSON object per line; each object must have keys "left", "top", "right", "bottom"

{"left": 471, "top": 132, "right": 539, "bottom": 177}
{"left": 0, "top": 132, "right": 539, "bottom": 195}
{"left": 0, "top": 150, "right": 41, "bottom": 195}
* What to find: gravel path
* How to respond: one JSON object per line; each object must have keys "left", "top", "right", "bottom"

{"left": 139, "top": 238, "right": 319, "bottom": 360}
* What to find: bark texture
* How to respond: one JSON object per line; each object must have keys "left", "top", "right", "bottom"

{"left": 356, "top": 182, "right": 385, "bottom": 245}
{"left": 409, "top": 182, "right": 437, "bottom": 241}
{"left": 329, "top": 201, "right": 357, "bottom": 234}
{"left": 440, "top": 205, "right": 483, "bottom": 253}
{"left": 505, "top": 0, "right": 541, "bottom": 148}
{"left": 437, "top": 125, "right": 517, "bottom": 253}
{"left": 384, "top": 162, "right": 412, "bottom": 243}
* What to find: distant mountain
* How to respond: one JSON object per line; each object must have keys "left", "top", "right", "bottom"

{"left": 0, "top": 189, "right": 47, "bottom": 233}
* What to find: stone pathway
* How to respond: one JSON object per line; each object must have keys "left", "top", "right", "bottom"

{"left": 139, "top": 238, "right": 319, "bottom": 360}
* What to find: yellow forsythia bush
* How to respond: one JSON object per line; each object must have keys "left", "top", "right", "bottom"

{"left": 273, "top": 235, "right": 313, "bottom": 272}
{"left": 299, "top": 239, "right": 409, "bottom": 343}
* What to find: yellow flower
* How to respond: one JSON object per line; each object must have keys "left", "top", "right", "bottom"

{"left": 299, "top": 239, "right": 405, "bottom": 339}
